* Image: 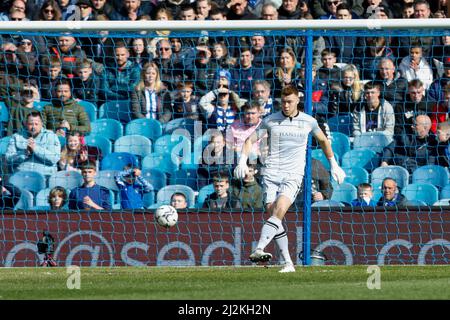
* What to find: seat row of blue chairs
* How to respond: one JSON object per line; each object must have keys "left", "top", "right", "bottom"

{"left": 9, "top": 169, "right": 215, "bottom": 210}
{"left": 329, "top": 181, "right": 447, "bottom": 206}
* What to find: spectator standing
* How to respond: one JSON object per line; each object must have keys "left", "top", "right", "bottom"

{"left": 266, "top": 47, "right": 300, "bottom": 98}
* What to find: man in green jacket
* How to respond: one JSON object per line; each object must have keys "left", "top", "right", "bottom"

{"left": 42, "top": 79, "right": 91, "bottom": 137}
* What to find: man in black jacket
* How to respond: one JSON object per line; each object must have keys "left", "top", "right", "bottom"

{"left": 381, "top": 114, "right": 438, "bottom": 173}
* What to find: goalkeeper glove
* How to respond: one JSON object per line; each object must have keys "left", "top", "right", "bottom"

{"left": 234, "top": 154, "right": 249, "bottom": 179}
{"left": 329, "top": 157, "right": 346, "bottom": 184}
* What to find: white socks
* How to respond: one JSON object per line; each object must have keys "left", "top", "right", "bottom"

{"left": 274, "top": 231, "right": 293, "bottom": 265}
{"left": 256, "top": 216, "right": 283, "bottom": 250}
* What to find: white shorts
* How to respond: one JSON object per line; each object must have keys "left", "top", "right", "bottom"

{"left": 262, "top": 173, "right": 304, "bottom": 205}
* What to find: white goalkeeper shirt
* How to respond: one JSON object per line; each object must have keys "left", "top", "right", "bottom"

{"left": 258, "top": 111, "right": 321, "bottom": 177}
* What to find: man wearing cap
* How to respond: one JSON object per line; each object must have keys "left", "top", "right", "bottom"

{"left": 427, "top": 56, "right": 450, "bottom": 104}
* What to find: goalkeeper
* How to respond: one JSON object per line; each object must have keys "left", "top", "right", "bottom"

{"left": 234, "top": 85, "right": 345, "bottom": 273}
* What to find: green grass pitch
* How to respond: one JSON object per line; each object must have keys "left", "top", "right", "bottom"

{"left": 0, "top": 266, "right": 449, "bottom": 300}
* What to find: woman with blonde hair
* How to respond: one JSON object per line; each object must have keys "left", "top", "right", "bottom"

{"left": 267, "top": 47, "right": 301, "bottom": 96}
{"left": 58, "top": 131, "right": 102, "bottom": 172}
{"left": 328, "top": 64, "right": 362, "bottom": 115}
{"left": 131, "top": 62, "right": 173, "bottom": 123}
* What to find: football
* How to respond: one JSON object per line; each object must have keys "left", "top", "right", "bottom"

{"left": 155, "top": 205, "right": 178, "bottom": 228}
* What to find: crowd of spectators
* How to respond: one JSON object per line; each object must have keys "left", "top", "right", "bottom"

{"left": 0, "top": 0, "right": 450, "bottom": 210}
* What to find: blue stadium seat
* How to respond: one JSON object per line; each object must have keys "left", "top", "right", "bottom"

{"left": 114, "top": 135, "right": 152, "bottom": 159}
{"left": 341, "top": 149, "right": 379, "bottom": 171}
{"left": 330, "top": 132, "right": 351, "bottom": 159}
{"left": 180, "top": 132, "right": 212, "bottom": 170}
{"left": 405, "top": 199, "right": 428, "bottom": 206}
{"left": 353, "top": 132, "right": 391, "bottom": 154}
{"left": 433, "top": 198, "right": 450, "bottom": 206}
{"left": 311, "top": 200, "right": 345, "bottom": 207}
{"left": 48, "top": 171, "right": 83, "bottom": 190}
{"left": 143, "top": 191, "right": 156, "bottom": 208}
{"left": 90, "top": 119, "right": 124, "bottom": 141}
{"left": 440, "top": 184, "right": 450, "bottom": 199}
{"left": 343, "top": 167, "right": 369, "bottom": 186}
{"left": 157, "top": 185, "right": 196, "bottom": 208}
{"left": 33, "top": 101, "right": 51, "bottom": 111}
{"left": 95, "top": 170, "right": 120, "bottom": 207}
{"left": 98, "top": 100, "right": 132, "bottom": 124}
{"left": 95, "top": 170, "right": 120, "bottom": 192}
{"left": 14, "top": 189, "right": 34, "bottom": 210}
{"left": 9, "top": 171, "right": 47, "bottom": 194}
{"left": 141, "top": 168, "right": 167, "bottom": 191}
{"left": 412, "top": 165, "right": 449, "bottom": 189}
{"left": 196, "top": 184, "right": 215, "bottom": 208}
{"left": 170, "top": 168, "right": 200, "bottom": 191}
{"left": 125, "top": 118, "right": 163, "bottom": 142}
{"left": 101, "top": 152, "right": 138, "bottom": 171}
{"left": 0, "top": 136, "right": 11, "bottom": 155}
{"left": 153, "top": 134, "right": 192, "bottom": 159}
{"left": 84, "top": 135, "right": 112, "bottom": 156}
{"left": 311, "top": 149, "right": 339, "bottom": 171}
{"left": 327, "top": 114, "right": 352, "bottom": 136}
{"left": 141, "top": 153, "right": 180, "bottom": 176}
{"left": 78, "top": 100, "right": 97, "bottom": 122}
{"left": 371, "top": 165, "right": 410, "bottom": 190}
{"left": 58, "top": 135, "right": 66, "bottom": 148}
{"left": 0, "top": 101, "right": 9, "bottom": 122}
{"left": 330, "top": 182, "right": 357, "bottom": 205}
{"left": 164, "top": 118, "right": 197, "bottom": 138}
{"left": 402, "top": 183, "right": 439, "bottom": 206}
{"left": 35, "top": 188, "right": 53, "bottom": 207}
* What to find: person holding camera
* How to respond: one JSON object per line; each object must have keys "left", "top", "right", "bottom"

{"left": 114, "top": 164, "right": 153, "bottom": 210}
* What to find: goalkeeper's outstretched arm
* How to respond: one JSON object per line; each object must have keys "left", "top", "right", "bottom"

{"left": 234, "top": 131, "right": 258, "bottom": 179}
